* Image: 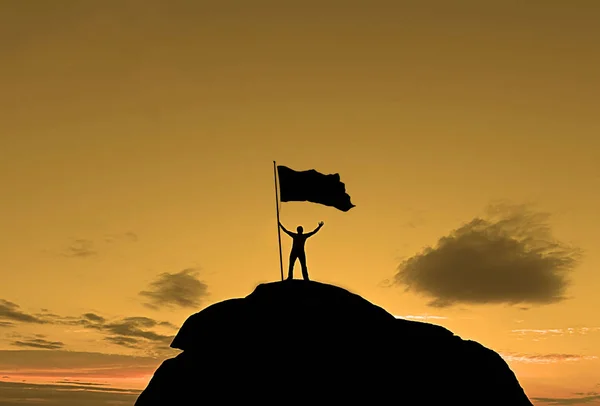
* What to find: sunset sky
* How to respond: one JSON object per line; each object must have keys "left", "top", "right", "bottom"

{"left": 1, "top": 1, "right": 599, "bottom": 405}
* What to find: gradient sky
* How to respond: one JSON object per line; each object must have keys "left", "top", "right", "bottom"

{"left": 1, "top": 1, "right": 599, "bottom": 405}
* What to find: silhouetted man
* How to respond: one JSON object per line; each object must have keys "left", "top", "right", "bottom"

{"left": 279, "top": 221, "right": 324, "bottom": 281}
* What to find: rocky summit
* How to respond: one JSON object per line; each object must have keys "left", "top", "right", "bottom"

{"left": 135, "top": 280, "right": 533, "bottom": 405}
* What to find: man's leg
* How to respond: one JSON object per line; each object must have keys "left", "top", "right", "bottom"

{"left": 299, "top": 252, "right": 309, "bottom": 281}
{"left": 288, "top": 252, "right": 298, "bottom": 280}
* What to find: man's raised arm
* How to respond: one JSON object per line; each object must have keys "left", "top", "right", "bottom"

{"left": 279, "top": 222, "right": 295, "bottom": 237}
{"left": 306, "top": 221, "right": 324, "bottom": 237}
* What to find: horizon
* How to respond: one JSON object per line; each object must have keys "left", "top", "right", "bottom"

{"left": 1, "top": 1, "right": 600, "bottom": 405}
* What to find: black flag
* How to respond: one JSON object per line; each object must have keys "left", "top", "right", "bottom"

{"left": 277, "top": 165, "right": 355, "bottom": 212}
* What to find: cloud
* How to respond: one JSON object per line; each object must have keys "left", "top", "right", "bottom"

{"left": 49, "top": 313, "right": 176, "bottom": 352}
{"left": 82, "top": 313, "right": 105, "bottom": 323}
{"left": 0, "top": 380, "right": 140, "bottom": 406}
{"left": 0, "top": 350, "right": 163, "bottom": 400}
{"left": 0, "top": 299, "right": 178, "bottom": 356}
{"left": 41, "top": 312, "right": 106, "bottom": 328}
{"left": 105, "top": 336, "right": 141, "bottom": 348}
{"left": 0, "top": 350, "right": 161, "bottom": 374}
{"left": 100, "top": 317, "right": 174, "bottom": 345}
{"left": 54, "top": 380, "right": 109, "bottom": 386}
{"left": 393, "top": 314, "right": 449, "bottom": 321}
{"left": 0, "top": 298, "right": 178, "bottom": 355}
{"left": 59, "top": 232, "right": 137, "bottom": 258}
{"left": 0, "top": 350, "right": 169, "bottom": 405}
{"left": 394, "top": 203, "right": 581, "bottom": 307}
{"left": 0, "top": 299, "right": 47, "bottom": 324}
{"left": 501, "top": 352, "right": 598, "bottom": 364}
{"left": 139, "top": 268, "right": 209, "bottom": 310}
{"left": 11, "top": 338, "right": 65, "bottom": 350}
{"left": 511, "top": 327, "right": 600, "bottom": 338}
{"left": 56, "top": 313, "right": 178, "bottom": 354}
{"left": 158, "top": 321, "right": 178, "bottom": 329}
{"left": 63, "top": 239, "right": 97, "bottom": 258}
{"left": 104, "top": 231, "right": 138, "bottom": 243}
{"left": 532, "top": 392, "right": 600, "bottom": 405}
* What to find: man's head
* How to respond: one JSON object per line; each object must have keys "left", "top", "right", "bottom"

{"left": 297, "top": 226, "right": 303, "bottom": 234}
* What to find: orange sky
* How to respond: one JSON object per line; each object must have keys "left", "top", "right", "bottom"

{"left": 1, "top": 1, "right": 599, "bottom": 404}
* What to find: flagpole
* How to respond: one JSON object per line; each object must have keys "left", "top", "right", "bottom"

{"left": 273, "top": 161, "right": 284, "bottom": 281}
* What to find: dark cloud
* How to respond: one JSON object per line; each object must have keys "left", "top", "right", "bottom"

{"left": 89, "top": 317, "right": 179, "bottom": 357}
{"left": 394, "top": 203, "right": 581, "bottom": 307}
{"left": 158, "top": 321, "right": 178, "bottom": 329}
{"left": 139, "top": 268, "right": 209, "bottom": 310}
{"left": 105, "top": 336, "right": 141, "bottom": 348}
{"left": 34, "top": 312, "right": 65, "bottom": 320}
{"left": 101, "top": 317, "right": 174, "bottom": 345}
{"left": 11, "top": 338, "right": 65, "bottom": 350}
{"left": 82, "top": 313, "right": 105, "bottom": 323}
{"left": 531, "top": 393, "right": 600, "bottom": 405}
{"left": 0, "top": 299, "right": 47, "bottom": 324}
{"left": 0, "top": 297, "right": 177, "bottom": 354}
{"left": 60, "top": 232, "right": 137, "bottom": 258}
{"left": 63, "top": 239, "right": 96, "bottom": 258}
{"left": 36, "top": 313, "right": 176, "bottom": 352}
{"left": 53, "top": 314, "right": 177, "bottom": 352}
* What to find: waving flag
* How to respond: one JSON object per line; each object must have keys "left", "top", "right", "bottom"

{"left": 276, "top": 165, "right": 355, "bottom": 212}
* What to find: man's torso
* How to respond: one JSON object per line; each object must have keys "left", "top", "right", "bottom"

{"left": 291, "top": 235, "right": 308, "bottom": 252}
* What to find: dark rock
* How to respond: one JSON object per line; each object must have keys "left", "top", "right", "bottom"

{"left": 136, "top": 280, "right": 533, "bottom": 405}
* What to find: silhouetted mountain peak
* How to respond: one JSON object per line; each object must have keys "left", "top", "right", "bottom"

{"left": 137, "top": 280, "right": 533, "bottom": 405}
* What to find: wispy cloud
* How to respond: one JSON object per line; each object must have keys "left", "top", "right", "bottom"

{"left": 0, "top": 350, "right": 164, "bottom": 395}
{"left": 82, "top": 313, "right": 105, "bottom": 323}
{"left": 0, "top": 299, "right": 48, "bottom": 324}
{"left": 58, "top": 313, "right": 177, "bottom": 354}
{"left": 99, "top": 317, "right": 175, "bottom": 347}
{"left": 54, "top": 380, "right": 109, "bottom": 387}
{"left": 63, "top": 239, "right": 97, "bottom": 258}
{"left": 103, "top": 231, "right": 138, "bottom": 243}
{"left": 11, "top": 338, "right": 65, "bottom": 350}
{"left": 139, "top": 268, "right": 209, "bottom": 310}
{"left": 532, "top": 392, "right": 600, "bottom": 405}
{"left": 158, "top": 321, "right": 178, "bottom": 329}
{"left": 0, "top": 350, "right": 162, "bottom": 374}
{"left": 60, "top": 232, "right": 138, "bottom": 258}
{"left": 511, "top": 327, "right": 600, "bottom": 337}
{"left": 105, "top": 336, "right": 141, "bottom": 348}
{"left": 394, "top": 314, "right": 449, "bottom": 321}
{"left": 1, "top": 298, "right": 179, "bottom": 355}
{"left": 500, "top": 352, "right": 598, "bottom": 364}
{"left": 0, "top": 380, "right": 140, "bottom": 406}
{"left": 394, "top": 202, "right": 582, "bottom": 308}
